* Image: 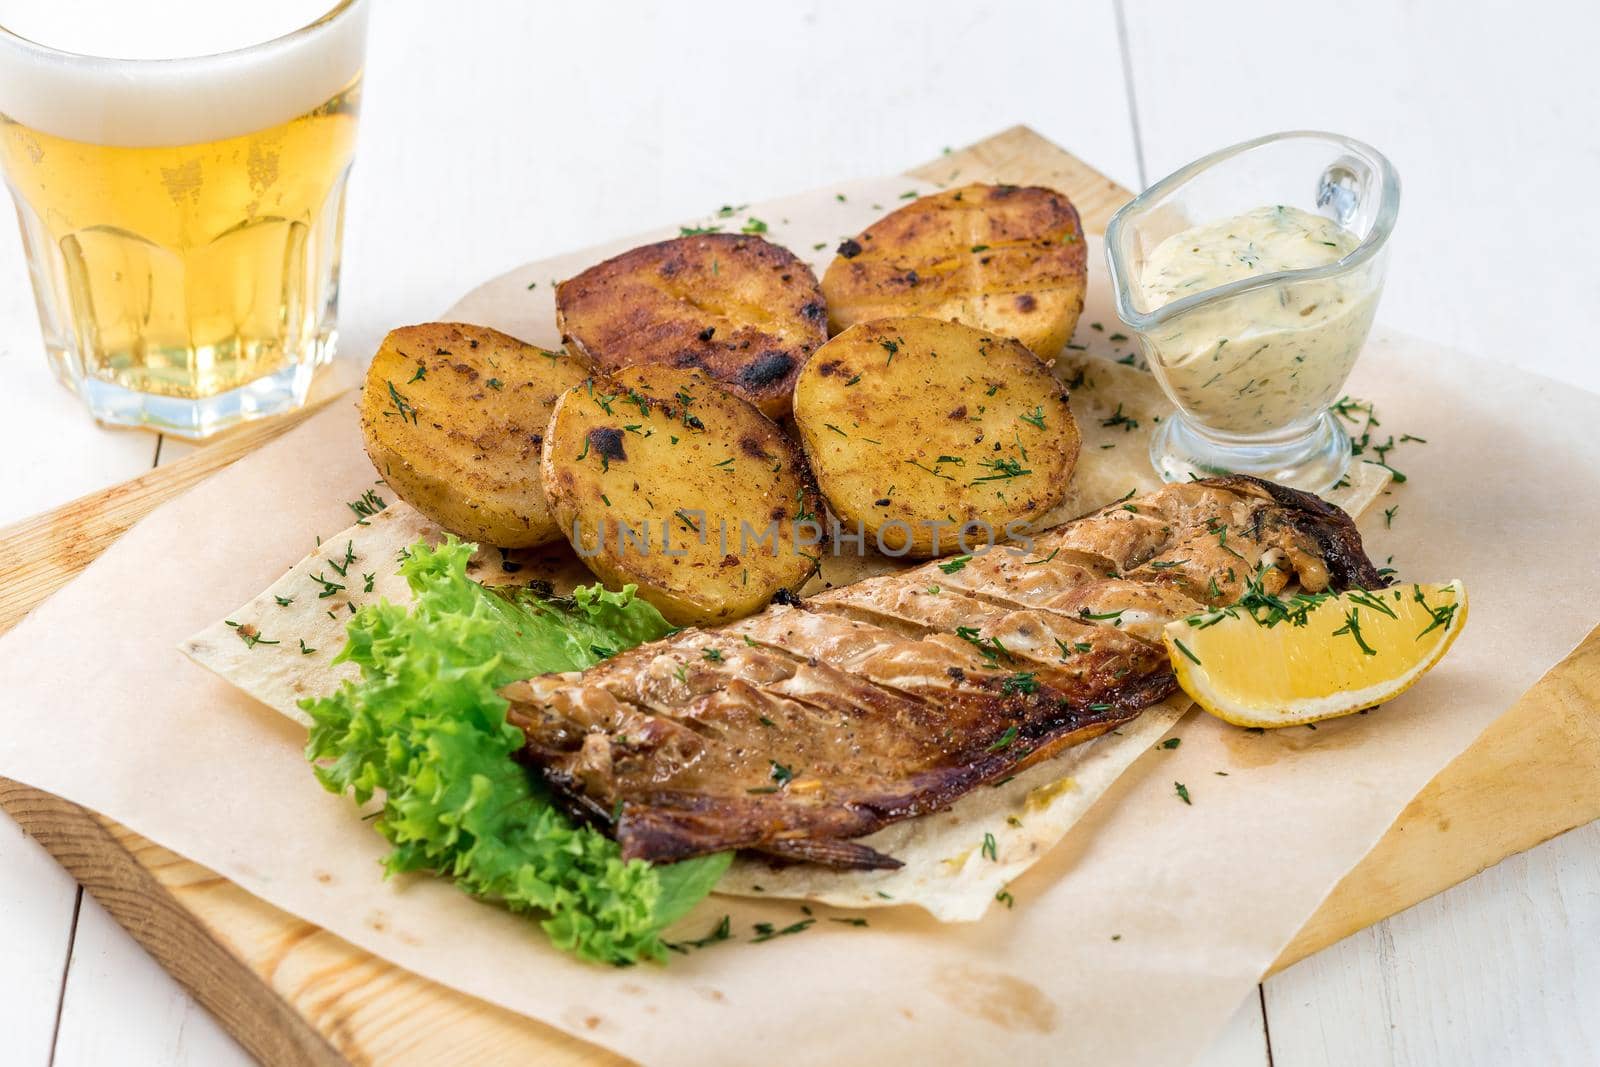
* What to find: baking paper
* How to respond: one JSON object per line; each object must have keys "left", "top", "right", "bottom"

{"left": 1, "top": 173, "right": 1596, "bottom": 1065}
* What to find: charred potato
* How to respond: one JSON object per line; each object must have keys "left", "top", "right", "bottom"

{"left": 821, "top": 183, "right": 1087, "bottom": 360}
{"left": 359, "top": 323, "right": 592, "bottom": 548}
{"left": 555, "top": 233, "right": 826, "bottom": 418}
{"left": 541, "top": 365, "right": 821, "bottom": 625}
{"left": 792, "top": 316, "right": 1078, "bottom": 558}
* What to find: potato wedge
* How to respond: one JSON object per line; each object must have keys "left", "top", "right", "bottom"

{"left": 792, "top": 316, "right": 1078, "bottom": 557}
{"left": 555, "top": 233, "right": 826, "bottom": 418}
{"left": 359, "top": 323, "right": 592, "bottom": 548}
{"left": 541, "top": 365, "right": 821, "bottom": 625}
{"left": 821, "top": 183, "right": 1087, "bottom": 360}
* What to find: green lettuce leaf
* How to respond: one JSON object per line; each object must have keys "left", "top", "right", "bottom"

{"left": 301, "top": 538, "right": 731, "bottom": 965}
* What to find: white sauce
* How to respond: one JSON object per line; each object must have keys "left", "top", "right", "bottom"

{"left": 1134, "top": 205, "right": 1377, "bottom": 435}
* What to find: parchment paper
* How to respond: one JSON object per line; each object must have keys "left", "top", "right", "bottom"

{"left": 2, "top": 173, "right": 1598, "bottom": 1066}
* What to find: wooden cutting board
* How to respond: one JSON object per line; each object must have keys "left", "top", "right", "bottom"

{"left": 2, "top": 126, "right": 1597, "bottom": 1066}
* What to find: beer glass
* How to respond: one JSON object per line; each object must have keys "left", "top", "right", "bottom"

{"left": 0, "top": 0, "right": 369, "bottom": 437}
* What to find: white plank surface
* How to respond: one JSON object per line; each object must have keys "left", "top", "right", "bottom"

{"left": 0, "top": 245, "right": 157, "bottom": 526}
{"left": 1122, "top": 2, "right": 1600, "bottom": 1064}
{"left": 0, "top": 816, "right": 78, "bottom": 1067}
{"left": 2, "top": 0, "right": 1598, "bottom": 1064}
{"left": 1191, "top": 993, "right": 1271, "bottom": 1067}
{"left": 52, "top": 899, "right": 250, "bottom": 1067}
{"left": 337, "top": 0, "right": 1141, "bottom": 369}
{"left": 1264, "top": 821, "right": 1600, "bottom": 1067}
{"left": 43, "top": 442, "right": 252, "bottom": 1067}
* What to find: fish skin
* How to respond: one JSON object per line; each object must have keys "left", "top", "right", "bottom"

{"left": 503, "top": 475, "right": 1383, "bottom": 867}
{"left": 507, "top": 606, "right": 1166, "bottom": 864}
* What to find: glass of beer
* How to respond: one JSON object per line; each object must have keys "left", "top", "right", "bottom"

{"left": 0, "top": 0, "right": 368, "bottom": 437}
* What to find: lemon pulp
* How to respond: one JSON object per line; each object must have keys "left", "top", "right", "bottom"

{"left": 1164, "top": 580, "right": 1467, "bottom": 729}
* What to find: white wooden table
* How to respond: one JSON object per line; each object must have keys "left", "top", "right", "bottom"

{"left": 2, "top": 2, "right": 1596, "bottom": 1063}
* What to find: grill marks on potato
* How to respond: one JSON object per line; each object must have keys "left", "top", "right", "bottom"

{"left": 821, "top": 183, "right": 1088, "bottom": 360}
{"left": 736, "top": 350, "right": 797, "bottom": 390}
{"left": 555, "top": 234, "right": 826, "bottom": 418}
{"left": 587, "top": 427, "right": 627, "bottom": 463}
{"left": 542, "top": 366, "right": 822, "bottom": 625}
{"left": 358, "top": 323, "right": 593, "bottom": 549}
{"left": 792, "top": 316, "right": 1080, "bottom": 558}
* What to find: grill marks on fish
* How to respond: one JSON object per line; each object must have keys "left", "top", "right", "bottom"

{"left": 806, "top": 576, "right": 1163, "bottom": 684}
{"left": 508, "top": 605, "right": 1162, "bottom": 866}
{"left": 1045, "top": 580, "right": 1205, "bottom": 644}
{"left": 900, "top": 547, "right": 1118, "bottom": 613}
{"left": 503, "top": 475, "right": 1383, "bottom": 867}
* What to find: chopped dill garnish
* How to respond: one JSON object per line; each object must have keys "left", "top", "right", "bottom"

{"left": 1000, "top": 672, "right": 1039, "bottom": 696}
{"left": 1331, "top": 607, "right": 1378, "bottom": 655}
{"left": 987, "top": 725, "right": 1019, "bottom": 751}
{"left": 1101, "top": 404, "right": 1140, "bottom": 432}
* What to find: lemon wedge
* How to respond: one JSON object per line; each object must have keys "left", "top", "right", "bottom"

{"left": 1164, "top": 580, "right": 1467, "bottom": 729}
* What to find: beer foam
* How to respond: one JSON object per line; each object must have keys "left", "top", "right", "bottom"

{"left": 0, "top": 0, "right": 366, "bottom": 147}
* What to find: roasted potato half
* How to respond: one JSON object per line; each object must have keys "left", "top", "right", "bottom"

{"left": 555, "top": 233, "right": 827, "bottom": 418}
{"left": 792, "top": 316, "right": 1078, "bottom": 558}
{"left": 821, "top": 183, "right": 1087, "bottom": 360}
{"left": 359, "top": 323, "right": 593, "bottom": 548}
{"left": 541, "top": 365, "right": 821, "bottom": 625}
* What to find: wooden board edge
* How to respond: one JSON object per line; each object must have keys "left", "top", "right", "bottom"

{"left": 0, "top": 779, "right": 632, "bottom": 1067}
{"left": 0, "top": 780, "right": 345, "bottom": 1067}
{"left": 904, "top": 123, "right": 1132, "bottom": 233}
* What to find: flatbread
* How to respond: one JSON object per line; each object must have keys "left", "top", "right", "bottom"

{"left": 182, "top": 505, "right": 595, "bottom": 727}
{"left": 717, "top": 696, "right": 1188, "bottom": 919}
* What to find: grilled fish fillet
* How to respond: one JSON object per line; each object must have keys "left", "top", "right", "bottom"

{"left": 502, "top": 476, "right": 1384, "bottom": 869}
